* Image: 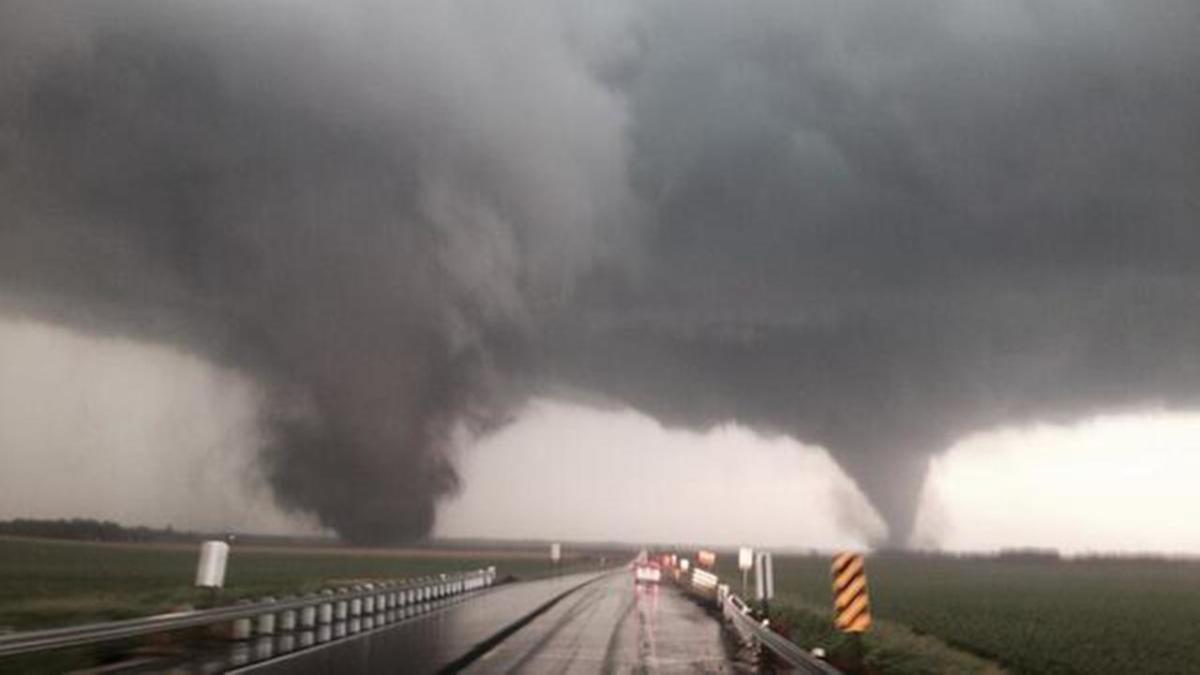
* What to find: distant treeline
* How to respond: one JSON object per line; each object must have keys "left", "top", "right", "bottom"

{"left": 866, "top": 547, "right": 1192, "bottom": 564}
{"left": 0, "top": 518, "right": 199, "bottom": 543}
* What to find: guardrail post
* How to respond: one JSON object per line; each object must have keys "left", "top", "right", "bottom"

{"left": 317, "top": 589, "right": 334, "bottom": 643}
{"left": 253, "top": 597, "right": 276, "bottom": 661}
{"left": 349, "top": 586, "right": 363, "bottom": 634}
{"left": 388, "top": 582, "right": 399, "bottom": 622}
{"left": 228, "top": 598, "right": 253, "bottom": 667}
{"left": 334, "top": 589, "right": 349, "bottom": 639}
{"left": 279, "top": 598, "right": 297, "bottom": 632}
{"left": 277, "top": 596, "right": 297, "bottom": 654}
{"left": 255, "top": 597, "right": 277, "bottom": 636}
{"left": 362, "top": 584, "right": 375, "bottom": 631}
{"left": 299, "top": 594, "right": 317, "bottom": 648}
{"left": 301, "top": 598, "right": 317, "bottom": 629}
{"left": 232, "top": 599, "right": 253, "bottom": 641}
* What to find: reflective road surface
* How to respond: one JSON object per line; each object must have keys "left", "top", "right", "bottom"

{"left": 232, "top": 568, "right": 742, "bottom": 674}
{"left": 233, "top": 570, "right": 607, "bottom": 674}
{"left": 463, "top": 571, "right": 742, "bottom": 674}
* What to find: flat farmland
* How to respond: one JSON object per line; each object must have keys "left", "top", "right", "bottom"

{"left": 717, "top": 552, "right": 1200, "bottom": 674}
{"left": 0, "top": 536, "right": 607, "bottom": 631}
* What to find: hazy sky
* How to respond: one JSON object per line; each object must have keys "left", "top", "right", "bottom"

{"left": 914, "top": 414, "right": 1200, "bottom": 555}
{"left": 0, "top": 317, "right": 318, "bottom": 535}
{"left": 436, "top": 399, "right": 885, "bottom": 549}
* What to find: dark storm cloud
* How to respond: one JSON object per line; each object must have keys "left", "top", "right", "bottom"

{"left": 551, "top": 0, "right": 1200, "bottom": 544}
{"left": 3, "top": 0, "right": 1200, "bottom": 545}
{"left": 0, "top": 0, "right": 634, "bottom": 543}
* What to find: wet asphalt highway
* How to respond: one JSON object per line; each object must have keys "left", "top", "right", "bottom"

{"left": 231, "top": 567, "right": 742, "bottom": 674}
{"left": 233, "top": 570, "right": 611, "bottom": 674}
{"left": 463, "top": 571, "right": 741, "bottom": 674}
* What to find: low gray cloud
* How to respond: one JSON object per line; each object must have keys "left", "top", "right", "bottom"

{"left": 2, "top": 0, "right": 1199, "bottom": 545}
{"left": 0, "top": 0, "right": 634, "bottom": 543}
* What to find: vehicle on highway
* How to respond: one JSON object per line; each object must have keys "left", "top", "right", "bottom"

{"left": 633, "top": 560, "right": 662, "bottom": 585}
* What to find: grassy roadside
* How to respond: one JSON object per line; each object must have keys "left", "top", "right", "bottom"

{"left": 764, "top": 598, "right": 1006, "bottom": 674}
{"left": 713, "top": 556, "right": 1006, "bottom": 674}
{"left": 711, "top": 552, "right": 1200, "bottom": 674}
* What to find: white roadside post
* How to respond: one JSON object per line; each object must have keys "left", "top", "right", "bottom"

{"left": 754, "top": 551, "right": 774, "bottom": 620}
{"left": 738, "top": 547, "right": 754, "bottom": 598}
{"left": 195, "top": 540, "right": 229, "bottom": 612}
{"left": 195, "top": 540, "right": 230, "bottom": 590}
{"left": 550, "top": 542, "right": 562, "bottom": 575}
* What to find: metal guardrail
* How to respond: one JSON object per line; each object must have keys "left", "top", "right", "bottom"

{"left": 674, "top": 568, "right": 840, "bottom": 675}
{"left": 715, "top": 587, "right": 842, "bottom": 675}
{"left": 0, "top": 567, "right": 497, "bottom": 659}
{"left": 719, "top": 590, "right": 841, "bottom": 675}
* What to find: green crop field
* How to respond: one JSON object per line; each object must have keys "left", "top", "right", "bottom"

{"left": 0, "top": 536, "right": 598, "bottom": 632}
{"left": 716, "top": 552, "right": 1200, "bottom": 674}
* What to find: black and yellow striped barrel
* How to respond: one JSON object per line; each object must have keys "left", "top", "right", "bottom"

{"left": 831, "top": 552, "right": 872, "bottom": 632}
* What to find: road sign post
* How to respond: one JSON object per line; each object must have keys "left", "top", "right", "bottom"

{"left": 738, "top": 547, "right": 753, "bottom": 597}
{"left": 754, "top": 551, "right": 774, "bottom": 618}
{"left": 831, "top": 552, "right": 872, "bottom": 669}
